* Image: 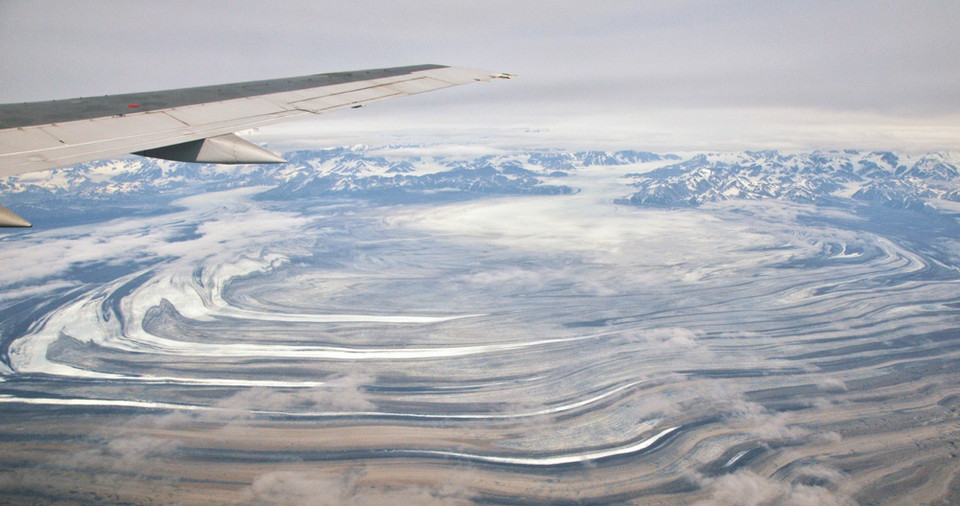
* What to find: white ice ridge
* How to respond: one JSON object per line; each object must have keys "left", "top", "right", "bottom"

{"left": 0, "top": 394, "right": 208, "bottom": 411}
{"left": 101, "top": 376, "right": 326, "bottom": 388}
{"left": 55, "top": 330, "right": 607, "bottom": 361}
{"left": 240, "top": 380, "right": 645, "bottom": 420}
{"left": 129, "top": 255, "right": 483, "bottom": 325}
{"left": 9, "top": 288, "right": 615, "bottom": 375}
{"left": 7, "top": 329, "right": 606, "bottom": 380}
{"left": 211, "top": 308, "right": 483, "bottom": 324}
{"left": 3, "top": 269, "right": 485, "bottom": 376}
{"left": 0, "top": 380, "right": 641, "bottom": 421}
{"left": 406, "top": 425, "right": 681, "bottom": 466}
{"left": 724, "top": 449, "right": 751, "bottom": 469}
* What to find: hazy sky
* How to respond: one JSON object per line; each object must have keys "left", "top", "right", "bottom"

{"left": 1, "top": 1, "right": 959, "bottom": 151}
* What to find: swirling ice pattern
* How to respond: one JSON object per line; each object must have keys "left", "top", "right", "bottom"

{"left": 2, "top": 196, "right": 960, "bottom": 504}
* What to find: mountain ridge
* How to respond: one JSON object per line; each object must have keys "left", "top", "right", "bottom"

{"left": 2, "top": 147, "right": 959, "bottom": 211}
{"left": 617, "top": 150, "right": 960, "bottom": 210}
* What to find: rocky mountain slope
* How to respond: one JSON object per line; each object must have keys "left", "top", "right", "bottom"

{"left": 2, "top": 147, "right": 958, "bottom": 211}
{"left": 618, "top": 151, "right": 960, "bottom": 210}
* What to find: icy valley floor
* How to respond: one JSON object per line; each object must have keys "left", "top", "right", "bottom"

{"left": 2, "top": 160, "right": 960, "bottom": 504}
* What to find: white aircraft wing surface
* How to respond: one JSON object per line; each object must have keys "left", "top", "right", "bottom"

{"left": 0, "top": 64, "right": 510, "bottom": 226}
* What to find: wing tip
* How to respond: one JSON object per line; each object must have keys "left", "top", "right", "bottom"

{"left": 0, "top": 205, "right": 32, "bottom": 228}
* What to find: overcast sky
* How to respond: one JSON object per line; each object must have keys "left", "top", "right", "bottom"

{"left": 1, "top": 1, "right": 958, "bottom": 152}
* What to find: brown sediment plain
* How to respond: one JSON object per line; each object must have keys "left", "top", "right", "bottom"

{"left": 2, "top": 380, "right": 960, "bottom": 505}
{"left": 2, "top": 185, "right": 960, "bottom": 504}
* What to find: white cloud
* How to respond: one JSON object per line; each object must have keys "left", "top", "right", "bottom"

{"left": 0, "top": 279, "right": 78, "bottom": 306}
{"left": 159, "top": 373, "right": 377, "bottom": 425}
{"left": 68, "top": 436, "right": 176, "bottom": 472}
{"left": 693, "top": 469, "right": 857, "bottom": 506}
{"left": 244, "top": 469, "right": 476, "bottom": 505}
{"left": 626, "top": 327, "right": 701, "bottom": 350}
{"left": 815, "top": 378, "right": 848, "bottom": 393}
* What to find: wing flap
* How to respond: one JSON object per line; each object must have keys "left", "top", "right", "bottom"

{"left": 290, "top": 86, "right": 404, "bottom": 113}
{"left": 39, "top": 111, "right": 186, "bottom": 145}
{"left": 0, "top": 128, "right": 63, "bottom": 154}
{"left": 162, "top": 96, "right": 290, "bottom": 126}
{"left": 385, "top": 77, "right": 453, "bottom": 94}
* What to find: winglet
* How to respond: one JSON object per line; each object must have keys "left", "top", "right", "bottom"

{"left": 0, "top": 205, "right": 31, "bottom": 228}
{"left": 134, "top": 133, "right": 285, "bottom": 164}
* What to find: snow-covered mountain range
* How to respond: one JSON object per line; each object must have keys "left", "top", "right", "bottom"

{"left": 619, "top": 150, "right": 960, "bottom": 210}
{"left": 2, "top": 147, "right": 959, "bottom": 212}
{"left": 0, "top": 146, "right": 596, "bottom": 203}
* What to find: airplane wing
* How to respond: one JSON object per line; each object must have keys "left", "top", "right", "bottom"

{"left": 0, "top": 64, "right": 510, "bottom": 226}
